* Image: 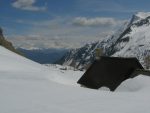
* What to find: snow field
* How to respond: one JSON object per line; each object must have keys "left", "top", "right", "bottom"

{"left": 0, "top": 46, "right": 150, "bottom": 113}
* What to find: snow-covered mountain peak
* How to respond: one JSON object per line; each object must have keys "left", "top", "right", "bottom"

{"left": 135, "top": 12, "right": 150, "bottom": 19}
{"left": 130, "top": 12, "right": 150, "bottom": 24}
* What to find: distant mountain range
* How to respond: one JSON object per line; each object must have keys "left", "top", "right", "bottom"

{"left": 58, "top": 12, "right": 150, "bottom": 69}
{"left": 18, "top": 48, "right": 68, "bottom": 64}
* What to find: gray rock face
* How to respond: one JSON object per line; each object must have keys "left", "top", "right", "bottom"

{"left": 0, "top": 27, "right": 4, "bottom": 39}
{"left": 0, "top": 27, "right": 3, "bottom": 36}
{"left": 0, "top": 27, "right": 22, "bottom": 55}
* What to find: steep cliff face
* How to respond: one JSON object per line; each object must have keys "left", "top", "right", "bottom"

{"left": 0, "top": 27, "right": 21, "bottom": 55}
{"left": 112, "top": 12, "right": 150, "bottom": 65}
{"left": 58, "top": 12, "right": 150, "bottom": 69}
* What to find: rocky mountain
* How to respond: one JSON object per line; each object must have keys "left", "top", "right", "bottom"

{"left": 0, "top": 27, "right": 21, "bottom": 55}
{"left": 58, "top": 12, "right": 150, "bottom": 69}
{"left": 57, "top": 41, "right": 100, "bottom": 69}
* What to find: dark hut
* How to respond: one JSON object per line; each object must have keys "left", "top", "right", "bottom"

{"left": 77, "top": 56, "right": 144, "bottom": 91}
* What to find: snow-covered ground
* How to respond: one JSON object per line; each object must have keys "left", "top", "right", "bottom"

{"left": 0, "top": 46, "right": 150, "bottom": 113}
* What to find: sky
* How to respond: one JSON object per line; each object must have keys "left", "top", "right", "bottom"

{"left": 1, "top": 0, "right": 150, "bottom": 49}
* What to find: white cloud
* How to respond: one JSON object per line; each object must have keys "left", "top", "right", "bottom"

{"left": 7, "top": 17, "right": 126, "bottom": 49}
{"left": 12, "top": 0, "right": 47, "bottom": 11}
{"left": 72, "top": 17, "right": 124, "bottom": 27}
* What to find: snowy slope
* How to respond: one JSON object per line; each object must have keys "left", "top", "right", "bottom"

{"left": 1, "top": 45, "right": 150, "bottom": 113}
